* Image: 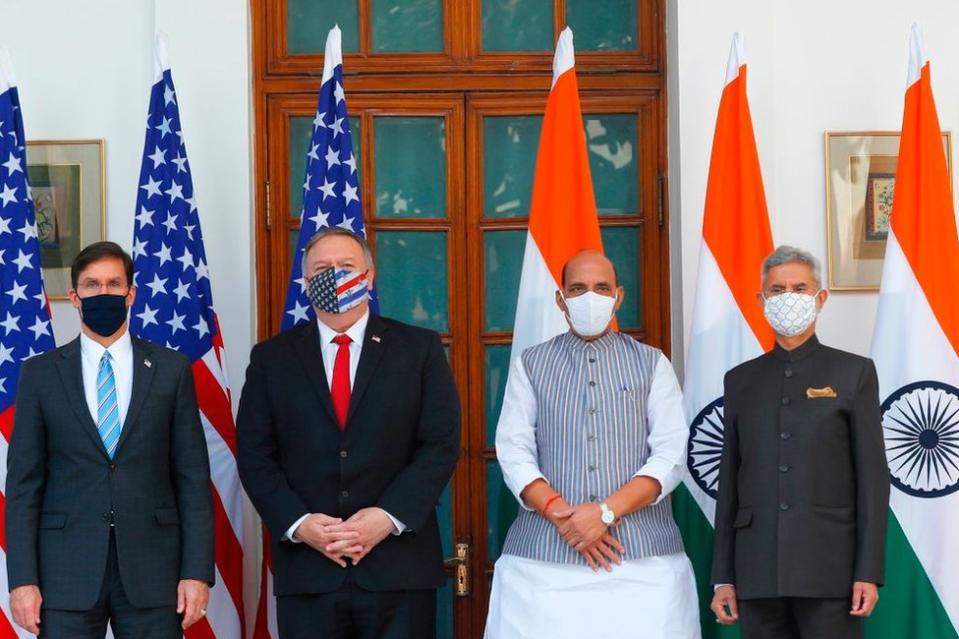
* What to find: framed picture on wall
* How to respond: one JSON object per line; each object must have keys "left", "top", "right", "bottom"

{"left": 824, "top": 131, "right": 952, "bottom": 291}
{"left": 25, "top": 140, "right": 106, "bottom": 299}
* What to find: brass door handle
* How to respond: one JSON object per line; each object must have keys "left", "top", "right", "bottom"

{"left": 444, "top": 542, "right": 470, "bottom": 596}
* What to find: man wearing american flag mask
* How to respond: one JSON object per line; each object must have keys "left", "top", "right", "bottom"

{"left": 238, "top": 227, "right": 461, "bottom": 639}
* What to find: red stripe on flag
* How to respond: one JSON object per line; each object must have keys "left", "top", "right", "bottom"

{"left": 0, "top": 405, "right": 15, "bottom": 443}
{"left": 335, "top": 273, "right": 364, "bottom": 296}
{"left": 184, "top": 615, "right": 216, "bottom": 639}
{"left": 252, "top": 530, "right": 274, "bottom": 639}
{"left": 191, "top": 361, "right": 237, "bottom": 456}
{"left": 0, "top": 607, "right": 20, "bottom": 639}
{"left": 210, "top": 487, "right": 245, "bottom": 634}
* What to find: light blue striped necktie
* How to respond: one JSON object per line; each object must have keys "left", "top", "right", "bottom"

{"left": 96, "top": 351, "right": 121, "bottom": 459}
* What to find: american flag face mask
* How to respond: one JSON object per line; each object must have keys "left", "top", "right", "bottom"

{"left": 307, "top": 267, "right": 370, "bottom": 314}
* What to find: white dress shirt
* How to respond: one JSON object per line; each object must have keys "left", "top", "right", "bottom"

{"left": 285, "top": 311, "right": 406, "bottom": 542}
{"left": 80, "top": 330, "right": 134, "bottom": 434}
{"left": 496, "top": 350, "right": 688, "bottom": 510}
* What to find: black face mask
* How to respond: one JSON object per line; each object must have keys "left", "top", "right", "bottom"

{"left": 80, "top": 294, "right": 129, "bottom": 337}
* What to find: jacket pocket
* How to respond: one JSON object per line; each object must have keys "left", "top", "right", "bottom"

{"left": 733, "top": 508, "right": 753, "bottom": 528}
{"left": 155, "top": 508, "right": 180, "bottom": 526}
{"left": 38, "top": 512, "right": 67, "bottom": 529}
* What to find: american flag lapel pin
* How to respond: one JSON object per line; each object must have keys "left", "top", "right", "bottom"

{"left": 144, "top": 359, "right": 152, "bottom": 368}
{"left": 371, "top": 335, "right": 381, "bottom": 343}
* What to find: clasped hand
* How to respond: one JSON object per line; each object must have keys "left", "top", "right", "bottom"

{"left": 549, "top": 501, "right": 624, "bottom": 572}
{"left": 294, "top": 508, "right": 396, "bottom": 567}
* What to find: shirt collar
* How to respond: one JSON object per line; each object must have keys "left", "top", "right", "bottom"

{"left": 316, "top": 309, "right": 370, "bottom": 348}
{"left": 772, "top": 333, "right": 821, "bottom": 363}
{"left": 80, "top": 328, "right": 133, "bottom": 364}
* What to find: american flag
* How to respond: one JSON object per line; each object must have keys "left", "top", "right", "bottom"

{"left": 0, "top": 49, "right": 56, "bottom": 638}
{"left": 280, "top": 23, "right": 377, "bottom": 333}
{"left": 128, "top": 37, "right": 245, "bottom": 639}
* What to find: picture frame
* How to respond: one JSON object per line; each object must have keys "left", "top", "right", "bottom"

{"left": 25, "top": 139, "right": 106, "bottom": 299}
{"left": 824, "top": 131, "right": 952, "bottom": 291}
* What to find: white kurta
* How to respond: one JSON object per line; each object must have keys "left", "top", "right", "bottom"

{"left": 486, "top": 348, "right": 701, "bottom": 638}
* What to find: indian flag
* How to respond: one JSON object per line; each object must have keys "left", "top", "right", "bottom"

{"left": 673, "top": 33, "right": 774, "bottom": 637}
{"left": 867, "top": 24, "right": 959, "bottom": 638}
{"left": 509, "top": 26, "right": 606, "bottom": 365}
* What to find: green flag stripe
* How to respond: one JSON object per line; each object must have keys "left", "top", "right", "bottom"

{"left": 864, "top": 511, "right": 957, "bottom": 638}
{"left": 673, "top": 484, "right": 741, "bottom": 639}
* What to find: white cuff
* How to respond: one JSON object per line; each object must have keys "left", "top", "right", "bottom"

{"left": 284, "top": 513, "right": 311, "bottom": 542}
{"left": 382, "top": 510, "right": 406, "bottom": 535}
{"left": 633, "top": 459, "right": 682, "bottom": 505}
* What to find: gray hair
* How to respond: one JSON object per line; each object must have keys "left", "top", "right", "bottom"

{"left": 761, "top": 245, "right": 823, "bottom": 288}
{"left": 300, "top": 227, "right": 374, "bottom": 276}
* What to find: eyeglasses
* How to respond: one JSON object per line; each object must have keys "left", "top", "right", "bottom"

{"left": 77, "top": 281, "right": 129, "bottom": 295}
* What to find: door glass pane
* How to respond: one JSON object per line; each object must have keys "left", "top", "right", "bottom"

{"left": 583, "top": 114, "right": 637, "bottom": 215}
{"left": 601, "top": 226, "right": 641, "bottom": 329}
{"left": 287, "top": 0, "right": 360, "bottom": 54}
{"left": 482, "top": 0, "right": 553, "bottom": 51}
{"left": 487, "top": 461, "right": 518, "bottom": 561}
{"left": 374, "top": 117, "right": 447, "bottom": 218}
{"left": 375, "top": 231, "right": 449, "bottom": 331}
{"left": 436, "top": 481, "right": 453, "bottom": 638}
{"left": 372, "top": 0, "right": 444, "bottom": 52}
{"left": 483, "top": 115, "right": 542, "bottom": 218}
{"left": 566, "top": 0, "right": 637, "bottom": 51}
{"left": 484, "top": 230, "right": 526, "bottom": 331}
{"left": 486, "top": 344, "right": 512, "bottom": 447}
{"left": 290, "top": 116, "right": 361, "bottom": 223}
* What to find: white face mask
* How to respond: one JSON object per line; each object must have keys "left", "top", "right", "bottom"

{"left": 563, "top": 291, "right": 617, "bottom": 337}
{"left": 763, "top": 291, "right": 821, "bottom": 337}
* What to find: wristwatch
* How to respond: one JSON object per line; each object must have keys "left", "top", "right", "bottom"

{"left": 599, "top": 501, "right": 616, "bottom": 525}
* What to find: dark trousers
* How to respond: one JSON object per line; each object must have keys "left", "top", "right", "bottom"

{"left": 39, "top": 531, "right": 180, "bottom": 639}
{"left": 277, "top": 571, "right": 436, "bottom": 639}
{"left": 739, "top": 597, "right": 862, "bottom": 639}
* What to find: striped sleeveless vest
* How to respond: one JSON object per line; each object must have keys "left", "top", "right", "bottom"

{"left": 501, "top": 331, "right": 685, "bottom": 564}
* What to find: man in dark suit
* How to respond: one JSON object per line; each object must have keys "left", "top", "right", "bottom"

{"left": 237, "top": 227, "right": 461, "bottom": 639}
{"left": 6, "top": 241, "right": 214, "bottom": 637}
{"left": 711, "top": 245, "right": 889, "bottom": 639}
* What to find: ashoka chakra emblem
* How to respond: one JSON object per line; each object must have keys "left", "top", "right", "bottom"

{"left": 882, "top": 380, "right": 959, "bottom": 498}
{"left": 687, "top": 397, "right": 725, "bottom": 499}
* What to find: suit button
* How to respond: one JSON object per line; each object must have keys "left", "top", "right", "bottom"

{"left": 779, "top": 503, "right": 790, "bottom": 511}
{"left": 779, "top": 464, "right": 790, "bottom": 473}
{"left": 589, "top": 495, "right": 598, "bottom": 502}
{"left": 340, "top": 490, "right": 349, "bottom": 499}
{"left": 101, "top": 512, "right": 110, "bottom": 522}
{"left": 587, "top": 435, "right": 596, "bottom": 442}
{"left": 588, "top": 358, "right": 596, "bottom": 363}
{"left": 589, "top": 381, "right": 596, "bottom": 387}
{"left": 588, "top": 465, "right": 596, "bottom": 472}
{"left": 780, "top": 432, "right": 791, "bottom": 440}
{"left": 110, "top": 463, "right": 117, "bottom": 472}
{"left": 589, "top": 408, "right": 596, "bottom": 415}
{"left": 339, "top": 450, "right": 348, "bottom": 459}
{"left": 784, "top": 369, "right": 793, "bottom": 378}
{"left": 781, "top": 397, "right": 790, "bottom": 406}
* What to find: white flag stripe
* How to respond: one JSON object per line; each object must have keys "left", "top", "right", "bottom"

{"left": 871, "top": 231, "right": 959, "bottom": 630}
{"left": 205, "top": 565, "right": 242, "bottom": 638}
{"left": 509, "top": 234, "right": 568, "bottom": 369}
{"left": 200, "top": 347, "right": 230, "bottom": 396}
{"left": 682, "top": 243, "right": 764, "bottom": 521}
{"left": 201, "top": 413, "right": 245, "bottom": 543}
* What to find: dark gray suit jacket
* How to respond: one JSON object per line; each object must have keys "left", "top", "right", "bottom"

{"left": 5, "top": 335, "right": 214, "bottom": 610}
{"left": 711, "top": 335, "right": 889, "bottom": 599}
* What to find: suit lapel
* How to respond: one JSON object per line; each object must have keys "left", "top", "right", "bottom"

{"left": 293, "top": 322, "right": 339, "bottom": 426}
{"left": 346, "top": 315, "right": 389, "bottom": 425}
{"left": 115, "top": 338, "right": 156, "bottom": 456}
{"left": 55, "top": 338, "right": 109, "bottom": 459}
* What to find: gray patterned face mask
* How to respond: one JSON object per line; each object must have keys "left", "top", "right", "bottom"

{"left": 763, "top": 291, "right": 820, "bottom": 337}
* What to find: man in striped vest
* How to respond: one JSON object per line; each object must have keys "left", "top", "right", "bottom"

{"left": 485, "top": 250, "right": 700, "bottom": 638}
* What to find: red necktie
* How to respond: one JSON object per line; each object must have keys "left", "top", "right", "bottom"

{"left": 331, "top": 334, "right": 352, "bottom": 430}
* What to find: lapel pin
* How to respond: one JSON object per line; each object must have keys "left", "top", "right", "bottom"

{"left": 144, "top": 359, "right": 152, "bottom": 368}
{"left": 371, "top": 335, "right": 381, "bottom": 343}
